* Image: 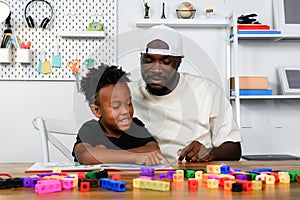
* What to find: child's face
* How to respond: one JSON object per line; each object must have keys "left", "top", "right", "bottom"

{"left": 96, "top": 82, "right": 134, "bottom": 135}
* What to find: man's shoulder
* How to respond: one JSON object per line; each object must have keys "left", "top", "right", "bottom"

{"left": 180, "top": 73, "right": 216, "bottom": 87}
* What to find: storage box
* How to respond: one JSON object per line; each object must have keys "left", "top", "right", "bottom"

{"left": 230, "top": 76, "right": 268, "bottom": 90}
{"left": 16, "top": 49, "right": 32, "bottom": 63}
{"left": 0, "top": 48, "right": 12, "bottom": 63}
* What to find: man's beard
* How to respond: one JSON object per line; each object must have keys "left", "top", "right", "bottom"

{"left": 144, "top": 72, "right": 179, "bottom": 96}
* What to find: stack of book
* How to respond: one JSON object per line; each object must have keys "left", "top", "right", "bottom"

{"left": 237, "top": 24, "right": 281, "bottom": 35}
{"left": 230, "top": 76, "right": 272, "bottom": 96}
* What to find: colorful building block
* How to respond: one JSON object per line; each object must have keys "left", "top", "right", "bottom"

{"left": 52, "top": 167, "right": 62, "bottom": 173}
{"left": 232, "top": 182, "right": 243, "bottom": 192}
{"left": 176, "top": 170, "right": 184, "bottom": 176}
{"left": 35, "top": 180, "right": 62, "bottom": 194}
{"left": 252, "top": 180, "right": 262, "bottom": 190}
{"left": 86, "top": 170, "right": 108, "bottom": 179}
{"left": 207, "top": 165, "right": 220, "bottom": 174}
{"left": 224, "top": 180, "right": 236, "bottom": 191}
{"left": 220, "top": 165, "right": 230, "bottom": 174}
{"left": 207, "top": 179, "right": 218, "bottom": 189}
{"left": 185, "top": 170, "right": 195, "bottom": 179}
{"left": 188, "top": 178, "right": 198, "bottom": 190}
{"left": 140, "top": 167, "right": 155, "bottom": 177}
{"left": 173, "top": 174, "right": 184, "bottom": 182}
{"left": 111, "top": 174, "right": 121, "bottom": 181}
{"left": 195, "top": 171, "right": 203, "bottom": 180}
{"left": 80, "top": 181, "right": 90, "bottom": 192}
{"left": 278, "top": 174, "right": 290, "bottom": 184}
{"left": 265, "top": 175, "right": 275, "bottom": 184}
{"left": 12, "top": 178, "right": 23, "bottom": 188}
{"left": 62, "top": 179, "right": 74, "bottom": 190}
{"left": 167, "top": 171, "right": 176, "bottom": 179}
{"left": 23, "top": 177, "right": 40, "bottom": 188}
{"left": 110, "top": 180, "right": 126, "bottom": 192}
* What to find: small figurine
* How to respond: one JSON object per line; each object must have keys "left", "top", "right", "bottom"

{"left": 161, "top": 3, "right": 166, "bottom": 19}
{"left": 143, "top": 0, "right": 150, "bottom": 19}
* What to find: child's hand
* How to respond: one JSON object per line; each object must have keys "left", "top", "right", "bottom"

{"left": 135, "top": 151, "right": 169, "bottom": 166}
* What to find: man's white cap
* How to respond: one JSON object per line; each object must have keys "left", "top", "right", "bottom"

{"left": 140, "top": 24, "right": 184, "bottom": 57}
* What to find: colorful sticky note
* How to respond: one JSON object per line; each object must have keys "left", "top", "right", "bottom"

{"left": 42, "top": 60, "right": 51, "bottom": 74}
{"left": 51, "top": 55, "right": 61, "bottom": 68}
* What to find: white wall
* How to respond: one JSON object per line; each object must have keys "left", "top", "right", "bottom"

{"left": 1, "top": 0, "right": 299, "bottom": 162}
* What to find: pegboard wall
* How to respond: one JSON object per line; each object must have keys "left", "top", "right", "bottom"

{"left": 0, "top": 0, "right": 117, "bottom": 80}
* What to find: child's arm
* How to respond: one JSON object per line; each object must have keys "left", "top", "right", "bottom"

{"left": 74, "top": 142, "right": 168, "bottom": 165}
{"left": 127, "top": 141, "right": 169, "bottom": 165}
{"left": 127, "top": 141, "right": 159, "bottom": 153}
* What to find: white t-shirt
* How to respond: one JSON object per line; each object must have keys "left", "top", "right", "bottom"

{"left": 129, "top": 73, "right": 242, "bottom": 162}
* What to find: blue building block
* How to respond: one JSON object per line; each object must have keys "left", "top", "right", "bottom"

{"left": 220, "top": 165, "right": 230, "bottom": 174}
{"left": 100, "top": 178, "right": 111, "bottom": 189}
{"left": 110, "top": 180, "right": 126, "bottom": 192}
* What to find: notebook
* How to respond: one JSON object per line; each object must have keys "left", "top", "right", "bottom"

{"left": 242, "top": 154, "right": 300, "bottom": 161}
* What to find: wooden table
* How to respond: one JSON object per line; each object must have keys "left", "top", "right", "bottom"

{"left": 0, "top": 161, "right": 300, "bottom": 200}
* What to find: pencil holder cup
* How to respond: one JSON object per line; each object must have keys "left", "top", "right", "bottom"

{"left": 16, "top": 49, "right": 32, "bottom": 63}
{"left": 0, "top": 48, "right": 12, "bottom": 63}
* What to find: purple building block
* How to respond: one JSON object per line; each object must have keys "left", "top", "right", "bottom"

{"left": 140, "top": 167, "right": 155, "bottom": 177}
{"left": 23, "top": 177, "right": 40, "bottom": 188}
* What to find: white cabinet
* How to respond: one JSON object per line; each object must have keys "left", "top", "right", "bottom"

{"left": 228, "top": 16, "right": 300, "bottom": 127}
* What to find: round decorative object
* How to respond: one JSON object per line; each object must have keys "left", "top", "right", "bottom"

{"left": 176, "top": 2, "right": 196, "bottom": 19}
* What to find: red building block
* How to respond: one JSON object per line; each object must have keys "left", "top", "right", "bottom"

{"left": 112, "top": 174, "right": 121, "bottom": 181}
{"left": 80, "top": 181, "right": 90, "bottom": 192}
{"left": 188, "top": 178, "right": 198, "bottom": 190}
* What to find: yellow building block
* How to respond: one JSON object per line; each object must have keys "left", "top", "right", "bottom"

{"left": 52, "top": 167, "right": 62, "bottom": 173}
{"left": 207, "top": 179, "right": 219, "bottom": 189}
{"left": 252, "top": 180, "right": 262, "bottom": 190}
{"left": 265, "top": 175, "right": 275, "bottom": 184}
{"left": 133, "top": 178, "right": 141, "bottom": 188}
{"left": 279, "top": 174, "right": 290, "bottom": 184}
{"left": 173, "top": 173, "right": 184, "bottom": 182}
{"left": 195, "top": 171, "right": 203, "bottom": 180}
{"left": 207, "top": 165, "right": 221, "bottom": 174}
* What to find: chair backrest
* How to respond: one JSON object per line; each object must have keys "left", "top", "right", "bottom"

{"left": 32, "top": 117, "right": 77, "bottom": 162}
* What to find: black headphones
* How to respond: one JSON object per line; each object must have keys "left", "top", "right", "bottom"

{"left": 24, "top": 0, "right": 53, "bottom": 29}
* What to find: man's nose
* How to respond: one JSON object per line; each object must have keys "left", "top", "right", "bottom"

{"left": 150, "top": 62, "right": 163, "bottom": 73}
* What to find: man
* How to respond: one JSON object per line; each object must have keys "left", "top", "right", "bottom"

{"left": 129, "top": 24, "right": 242, "bottom": 163}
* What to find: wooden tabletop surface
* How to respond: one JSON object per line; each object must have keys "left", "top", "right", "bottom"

{"left": 1, "top": 161, "right": 300, "bottom": 200}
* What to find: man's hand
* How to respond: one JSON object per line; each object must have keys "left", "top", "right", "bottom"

{"left": 135, "top": 151, "right": 169, "bottom": 166}
{"left": 177, "top": 141, "right": 213, "bottom": 162}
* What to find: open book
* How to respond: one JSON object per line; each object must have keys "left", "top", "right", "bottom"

{"left": 25, "top": 162, "right": 172, "bottom": 173}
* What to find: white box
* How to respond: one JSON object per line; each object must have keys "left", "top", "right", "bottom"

{"left": 0, "top": 48, "right": 12, "bottom": 63}
{"left": 16, "top": 49, "right": 32, "bottom": 63}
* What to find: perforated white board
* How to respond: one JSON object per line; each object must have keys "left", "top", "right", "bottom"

{"left": 0, "top": 0, "right": 116, "bottom": 80}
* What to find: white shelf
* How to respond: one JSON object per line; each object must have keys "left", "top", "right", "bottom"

{"left": 237, "top": 34, "right": 300, "bottom": 41}
{"left": 230, "top": 95, "right": 300, "bottom": 100}
{"left": 58, "top": 31, "right": 105, "bottom": 38}
{"left": 136, "top": 18, "right": 229, "bottom": 28}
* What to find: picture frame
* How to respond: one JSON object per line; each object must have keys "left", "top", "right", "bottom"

{"left": 273, "top": 0, "right": 300, "bottom": 35}
{"left": 278, "top": 66, "right": 300, "bottom": 94}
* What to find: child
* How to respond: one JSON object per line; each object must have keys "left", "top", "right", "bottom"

{"left": 72, "top": 63, "right": 169, "bottom": 166}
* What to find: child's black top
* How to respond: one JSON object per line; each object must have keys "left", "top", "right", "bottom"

{"left": 72, "top": 117, "right": 157, "bottom": 162}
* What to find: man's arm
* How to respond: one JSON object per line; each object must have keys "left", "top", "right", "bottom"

{"left": 178, "top": 141, "right": 241, "bottom": 162}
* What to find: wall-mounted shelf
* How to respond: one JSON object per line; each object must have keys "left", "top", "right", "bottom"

{"left": 58, "top": 31, "right": 105, "bottom": 38}
{"left": 136, "top": 18, "right": 229, "bottom": 28}
{"left": 230, "top": 95, "right": 300, "bottom": 100}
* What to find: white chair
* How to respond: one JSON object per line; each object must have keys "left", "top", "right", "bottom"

{"left": 32, "top": 117, "right": 78, "bottom": 162}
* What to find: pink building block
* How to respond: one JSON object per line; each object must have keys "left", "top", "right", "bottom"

{"left": 35, "top": 180, "right": 62, "bottom": 194}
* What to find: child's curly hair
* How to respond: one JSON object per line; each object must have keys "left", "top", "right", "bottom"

{"left": 80, "top": 63, "right": 131, "bottom": 105}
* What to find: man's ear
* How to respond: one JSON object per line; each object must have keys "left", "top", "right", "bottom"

{"left": 90, "top": 104, "right": 101, "bottom": 118}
